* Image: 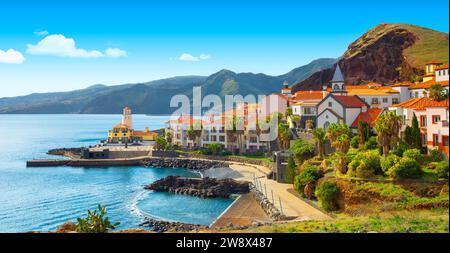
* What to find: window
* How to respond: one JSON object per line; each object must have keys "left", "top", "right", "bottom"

{"left": 250, "top": 137, "right": 257, "bottom": 143}
{"left": 421, "top": 134, "right": 427, "bottom": 146}
{"left": 433, "top": 134, "right": 439, "bottom": 146}
{"left": 328, "top": 102, "right": 332, "bottom": 107}
{"left": 443, "top": 136, "right": 449, "bottom": 147}
{"left": 211, "top": 136, "right": 217, "bottom": 142}
{"left": 219, "top": 136, "right": 225, "bottom": 142}
{"left": 303, "top": 107, "right": 315, "bottom": 115}
{"left": 371, "top": 98, "right": 379, "bottom": 104}
{"left": 382, "top": 97, "right": 388, "bottom": 103}
{"left": 333, "top": 84, "right": 340, "bottom": 90}
{"left": 420, "top": 115, "right": 427, "bottom": 127}
{"left": 432, "top": 115, "right": 441, "bottom": 124}
{"left": 415, "top": 92, "right": 419, "bottom": 97}
{"left": 392, "top": 98, "right": 399, "bottom": 104}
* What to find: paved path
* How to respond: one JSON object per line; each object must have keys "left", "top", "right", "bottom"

{"left": 210, "top": 193, "right": 271, "bottom": 228}
{"left": 228, "top": 163, "right": 331, "bottom": 221}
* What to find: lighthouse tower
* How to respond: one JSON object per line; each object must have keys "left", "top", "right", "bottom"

{"left": 122, "top": 106, "right": 133, "bottom": 129}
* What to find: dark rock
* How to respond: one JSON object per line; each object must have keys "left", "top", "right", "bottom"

{"left": 144, "top": 176, "right": 250, "bottom": 198}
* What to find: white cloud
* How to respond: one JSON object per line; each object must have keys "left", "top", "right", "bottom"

{"left": 26, "top": 34, "right": 126, "bottom": 59}
{"left": 178, "top": 53, "right": 211, "bottom": 61}
{"left": 0, "top": 49, "right": 25, "bottom": 64}
{"left": 105, "top": 47, "right": 127, "bottom": 58}
{"left": 35, "top": 30, "right": 49, "bottom": 36}
{"left": 199, "top": 54, "right": 211, "bottom": 60}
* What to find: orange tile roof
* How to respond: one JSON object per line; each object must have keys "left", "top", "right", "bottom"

{"left": 113, "top": 124, "right": 130, "bottom": 129}
{"left": 409, "top": 80, "right": 449, "bottom": 89}
{"left": 391, "top": 97, "right": 449, "bottom": 110}
{"left": 346, "top": 83, "right": 383, "bottom": 89}
{"left": 436, "top": 64, "right": 449, "bottom": 71}
{"left": 334, "top": 95, "right": 367, "bottom": 107}
{"left": 392, "top": 81, "right": 415, "bottom": 87}
{"left": 348, "top": 88, "right": 398, "bottom": 96}
{"left": 133, "top": 130, "right": 157, "bottom": 136}
{"left": 351, "top": 108, "right": 383, "bottom": 128}
{"left": 292, "top": 90, "right": 323, "bottom": 101}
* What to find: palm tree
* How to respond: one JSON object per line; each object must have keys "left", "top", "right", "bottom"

{"left": 186, "top": 125, "right": 196, "bottom": 149}
{"left": 312, "top": 128, "right": 326, "bottom": 159}
{"left": 165, "top": 131, "right": 173, "bottom": 144}
{"left": 374, "top": 111, "right": 402, "bottom": 157}
{"left": 278, "top": 122, "right": 292, "bottom": 150}
{"left": 429, "top": 84, "right": 447, "bottom": 101}
{"left": 326, "top": 123, "right": 352, "bottom": 173}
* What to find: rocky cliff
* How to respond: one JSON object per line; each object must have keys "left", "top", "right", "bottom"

{"left": 292, "top": 23, "right": 449, "bottom": 92}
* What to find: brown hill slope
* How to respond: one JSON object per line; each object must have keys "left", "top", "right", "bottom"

{"left": 292, "top": 23, "right": 449, "bottom": 92}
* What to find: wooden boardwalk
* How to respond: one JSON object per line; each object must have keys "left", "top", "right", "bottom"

{"left": 210, "top": 193, "right": 271, "bottom": 229}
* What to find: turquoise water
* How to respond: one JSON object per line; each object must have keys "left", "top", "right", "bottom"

{"left": 0, "top": 114, "right": 233, "bottom": 232}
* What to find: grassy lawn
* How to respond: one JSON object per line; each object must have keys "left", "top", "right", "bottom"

{"left": 231, "top": 209, "right": 449, "bottom": 233}
{"left": 352, "top": 182, "right": 448, "bottom": 210}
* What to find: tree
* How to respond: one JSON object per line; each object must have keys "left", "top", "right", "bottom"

{"left": 312, "top": 128, "right": 326, "bottom": 159}
{"left": 278, "top": 122, "right": 292, "bottom": 150}
{"left": 410, "top": 113, "right": 422, "bottom": 149}
{"left": 285, "top": 157, "right": 297, "bottom": 184}
{"left": 285, "top": 107, "right": 293, "bottom": 117}
{"left": 357, "top": 120, "right": 370, "bottom": 147}
{"left": 76, "top": 205, "right": 120, "bottom": 233}
{"left": 207, "top": 142, "right": 223, "bottom": 156}
{"left": 291, "top": 139, "right": 315, "bottom": 163}
{"left": 165, "top": 131, "right": 173, "bottom": 144}
{"left": 326, "top": 123, "right": 352, "bottom": 173}
{"left": 154, "top": 136, "right": 167, "bottom": 151}
{"left": 403, "top": 126, "right": 414, "bottom": 147}
{"left": 374, "top": 111, "right": 401, "bottom": 157}
{"left": 429, "top": 84, "right": 447, "bottom": 101}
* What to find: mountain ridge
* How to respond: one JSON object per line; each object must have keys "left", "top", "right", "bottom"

{"left": 0, "top": 58, "right": 335, "bottom": 114}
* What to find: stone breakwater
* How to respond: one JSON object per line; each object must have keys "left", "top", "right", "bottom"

{"left": 139, "top": 217, "right": 207, "bottom": 233}
{"left": 47, "top": 148, "right": 82, "bottom": 158}
{"left": 145, "top": 175, "right": 250, "bottom": 198}
{"left": 141, "top": 158, "right": 229, "bottom": 171}
{"left": 250, "top": 184, "right": 287, "bottom": 221}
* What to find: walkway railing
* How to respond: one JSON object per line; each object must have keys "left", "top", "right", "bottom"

{"left": 252, "top": 174, "right": 286, "bottom": 220}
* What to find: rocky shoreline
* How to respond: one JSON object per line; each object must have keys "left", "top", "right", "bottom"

{"left": 145, "top": 175, "right": 250, "bottom": 198}
{"left": 139, "top": 217, "right": 208, "bottom": 232}
{"left": 141, "top": 157, "right": 229, "bottom": 171}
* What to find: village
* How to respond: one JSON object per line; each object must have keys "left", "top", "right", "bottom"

{"left": 42, "top": 60, "right": 448, "bottom": 233}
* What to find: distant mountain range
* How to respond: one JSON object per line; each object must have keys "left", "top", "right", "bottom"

{"left": 0, "top": 58, "right": 336, "bottom": 114}
{"left": 292, "top": 23, "right": 449, "bottom": 92}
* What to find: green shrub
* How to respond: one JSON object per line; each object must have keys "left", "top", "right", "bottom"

{"left": 403, "top": 149, "right": 423, "bottom": 162}
{"left": 387, "top": 157, "right": 422, "bottom": 179}
{"left": 436, "top": 160, "right": 449, "bottom": 179}
{"left": 347, "top": 150, "right": 382, "bottom": 178}
{"left": 76, "top": 205, "right": 120, "bottom": 233}
{"left": 315, "top": 181, "right": 340, "bottom": 211}
{"left": 428, "top": 149, "right": 444, "bottom": 163}
{"left": 364, "top": 136, "right": 378, "bottom": 150}
{"left": 291, "top": 139, "right": 315, "bottom": 163}
{"left": 381, "top": 153, "right": 401, "bottom": 173}
{"left": 294, "top": 165, "right": 321, "bottom": 198}
{"left": 154, "top": 136, "right": 167, "bottom": 151}
{"left": 350, "top": 136, "right": 359, "bottom": 149}
{"left": 391, "top": 142, "right": 408, "bottom": 157}
{"left": 207, "top": 142, "right": 223, "bottom": 155}
{"left": 284, "top": 157, "right": 297, "bottom": 184}
{"left": 220, "top": 149, "right": 232, "bottom": 156}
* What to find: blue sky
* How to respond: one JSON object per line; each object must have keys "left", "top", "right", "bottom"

{"left": 0, "top": 0, "right": 448, "bottom": 97}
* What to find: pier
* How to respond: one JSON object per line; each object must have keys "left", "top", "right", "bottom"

{"left": 26, "top": 157, "right": 145, "bottom": 167}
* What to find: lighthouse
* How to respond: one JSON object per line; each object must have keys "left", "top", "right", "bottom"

{"left": 121, "top": 106, "right": 133, "bottom": 129}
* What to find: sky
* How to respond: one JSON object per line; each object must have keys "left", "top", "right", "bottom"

{"left": 0, "top": 0, "right": 449, "bottom": 97}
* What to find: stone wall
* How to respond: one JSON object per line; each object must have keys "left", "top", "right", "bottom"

{"left": 141, "top": 157, "right": 229, "bottom": 171}
{"left": 178, "top": 152, "right": 274, "bottom": 170}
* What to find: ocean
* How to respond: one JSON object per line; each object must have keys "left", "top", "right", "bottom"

{"left": 0, "top": 114, "right": 233, "bottom": 232}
